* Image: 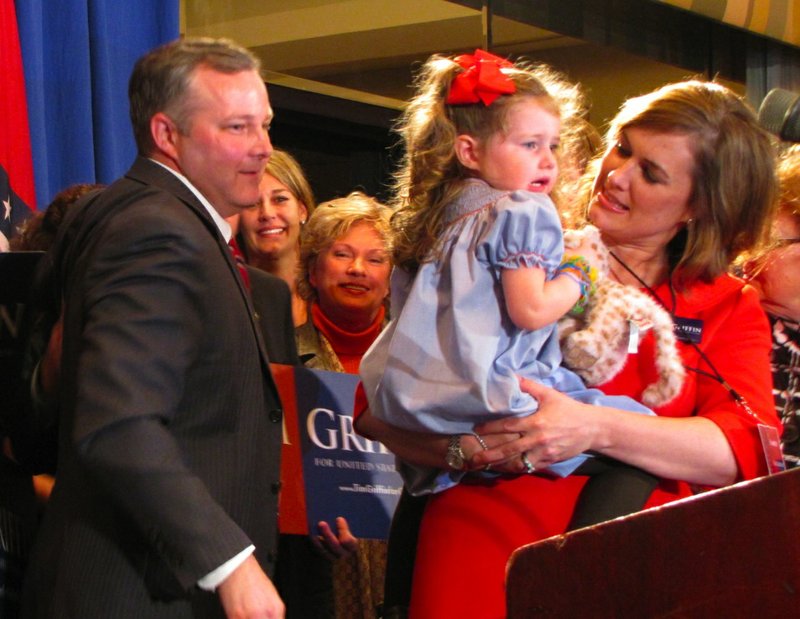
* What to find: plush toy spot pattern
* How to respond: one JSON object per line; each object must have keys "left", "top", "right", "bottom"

{"left": 558, "top": 226, "right": 686, "bottom": 408}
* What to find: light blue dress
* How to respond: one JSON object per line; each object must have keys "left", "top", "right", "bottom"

{"left": 360, "top": 180, "right": 651, "bottom": 494}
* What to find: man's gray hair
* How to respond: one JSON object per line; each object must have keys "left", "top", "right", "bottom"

{"left": 129, "top": 37, "right": 262, "bottom": 155}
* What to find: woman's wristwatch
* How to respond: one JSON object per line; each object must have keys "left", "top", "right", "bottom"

{"left": 445, "top": 434, "right": 466, "bottom": 471}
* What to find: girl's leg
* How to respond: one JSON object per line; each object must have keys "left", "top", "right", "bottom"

{"left": 568, "top": 457, "right": 659, "bottom": 530}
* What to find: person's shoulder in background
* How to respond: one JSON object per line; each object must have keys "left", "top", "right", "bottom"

{"left": 247, "top": 266, "right": 299, "bottom": 366}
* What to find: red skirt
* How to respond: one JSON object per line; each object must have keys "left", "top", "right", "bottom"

{"left": 409, "top": 473, "right": 685, "bottom": 619}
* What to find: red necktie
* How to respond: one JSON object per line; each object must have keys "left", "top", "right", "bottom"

{"left": 228, "top": 238, "right": 251, "bottom": 290}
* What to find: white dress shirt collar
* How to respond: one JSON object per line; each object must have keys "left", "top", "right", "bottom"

{"left": 148, "top": 158, "right": 232, "bottom": 243}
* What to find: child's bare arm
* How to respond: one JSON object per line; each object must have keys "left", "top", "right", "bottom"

{"left": 502, "top": 266, "right": 581, "bottom": 331}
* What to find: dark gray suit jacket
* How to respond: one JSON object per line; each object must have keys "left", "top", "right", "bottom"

{"left": 22, "top": 158, "right": 284, "bottom": 618}
{"left": 246, "top": 266, "right": 299, "bottom": 366}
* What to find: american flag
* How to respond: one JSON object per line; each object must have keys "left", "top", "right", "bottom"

{"left": 0, "top": 165, "right": 33, "bottom": 249}
{"left": 1, "top": 0, "right": 36, "bottom": 250}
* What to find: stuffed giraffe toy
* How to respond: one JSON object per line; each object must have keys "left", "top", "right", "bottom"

{"left": 558, "top": 225, "right": 686, "bottom": 408}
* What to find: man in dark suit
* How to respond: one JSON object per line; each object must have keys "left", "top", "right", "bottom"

{"left": 21, "top": 38, "right": 285, "bottom": 618}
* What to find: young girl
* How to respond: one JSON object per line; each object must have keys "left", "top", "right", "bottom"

{"left": 360, "top": 49, "right": 657, "bottom": 528}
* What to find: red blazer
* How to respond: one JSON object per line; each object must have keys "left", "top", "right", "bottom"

{"left": 411, "top": 272, "right": 778, "bottom": 619}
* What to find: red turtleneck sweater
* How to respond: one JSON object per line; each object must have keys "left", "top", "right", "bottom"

{"left": 310, "top": 302, "right": 385, "bottom": 374}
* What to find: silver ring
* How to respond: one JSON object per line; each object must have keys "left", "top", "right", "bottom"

{"left": 521, "top": 452, "right": 535, "bottom": 474}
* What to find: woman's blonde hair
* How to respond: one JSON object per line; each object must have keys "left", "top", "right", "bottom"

{"left": 237, "top": 149, "right": 317, "bottom": 263}
{"left": 391, "top": 52, "right": 584, "bottom": 273}
{"left": 573, "top": 80, "right": 777, "bottom": 287}
{"left": 297, "top": 191, "right": 393, "bottom": 302}
{"left": 742, "top": 144, "right": 800, "bottom": 278}
{"left": 265, "top": 149, "right": 317, "bottom": 216}
{"left": 777, "top": 144, "right": 800, "bottom": 219}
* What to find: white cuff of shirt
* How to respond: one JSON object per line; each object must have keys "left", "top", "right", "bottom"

{"left": 197, "top": 544, "right": 255, "bottom": 592}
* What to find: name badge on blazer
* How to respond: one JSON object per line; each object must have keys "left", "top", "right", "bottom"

{"left": 673, "top": 317, "right": 703, "bottom": 343}
{"left": 759, "top": 424, "right": 786, "bottom": 475}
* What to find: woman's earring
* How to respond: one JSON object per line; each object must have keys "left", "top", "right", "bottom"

{"left": 300, "top": 219, "right": 307, "bottom": 225}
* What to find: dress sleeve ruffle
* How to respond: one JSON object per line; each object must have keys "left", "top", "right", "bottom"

{"left": 476, "top": 191, "right": 563, "bottom": 275}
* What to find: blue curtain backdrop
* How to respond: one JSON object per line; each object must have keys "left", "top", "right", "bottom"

{"left": 15, "top": 0, "right": 179, "bottom": 208}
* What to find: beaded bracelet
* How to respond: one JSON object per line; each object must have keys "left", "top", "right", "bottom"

{"left": 471, "top": 431, "right": 489, "bottom": 451}
{"left": 557, "top": 255, "right": 598, "bottom": 314}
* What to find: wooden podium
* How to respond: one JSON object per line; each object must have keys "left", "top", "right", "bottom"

{"left": 506, "top": 468, "right": 800, "bottom": 618}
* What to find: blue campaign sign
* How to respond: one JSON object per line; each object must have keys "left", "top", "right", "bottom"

{"left": 294, "top": 367, "right": 403, "bottom": 540}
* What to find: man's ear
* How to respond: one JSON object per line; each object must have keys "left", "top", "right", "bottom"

{"left": 454, "top": 134, "right": 481, "bottom": 171}
{"left": 151, "top": 112, "right": 180, "bottom": 160}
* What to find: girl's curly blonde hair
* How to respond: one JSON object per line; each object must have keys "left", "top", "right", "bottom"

{"left": 390, "top": 52, "right": 585, "bottom": 273}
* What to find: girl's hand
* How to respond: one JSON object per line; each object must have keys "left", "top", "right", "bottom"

{"left": 470, "top": 377, "right": 600, "bottom": 474}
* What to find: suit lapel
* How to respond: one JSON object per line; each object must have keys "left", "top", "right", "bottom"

{"left": 125, "top": 158, "right": 274, "bottom": 368}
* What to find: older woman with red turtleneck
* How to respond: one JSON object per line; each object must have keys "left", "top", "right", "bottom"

{"left": 295, "top": 191, "right": 392, "bottom": 619}
{"left": 296, "top": 191, "right": 392, "bottom": 373}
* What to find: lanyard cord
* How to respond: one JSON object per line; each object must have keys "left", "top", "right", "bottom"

{"left": 608, "top": 251, "right": 760, "bottom": 420}
{"left": 608, "top": 250, "right": 678, "bottom": 315}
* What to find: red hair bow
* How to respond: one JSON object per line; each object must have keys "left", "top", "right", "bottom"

{"left": 446, "top": 49, "right": 516, "bottom": 106}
